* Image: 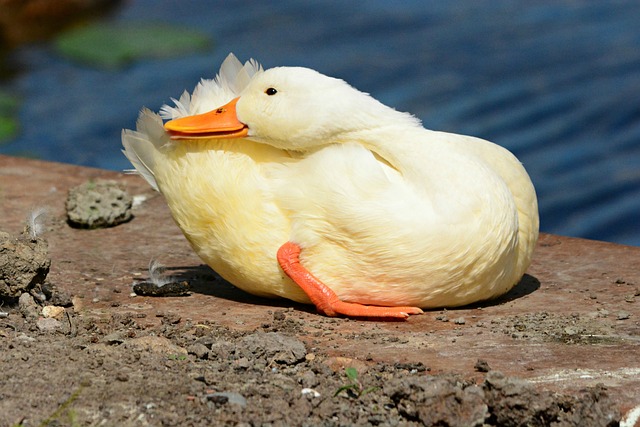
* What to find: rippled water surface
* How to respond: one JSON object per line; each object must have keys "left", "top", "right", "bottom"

{"left": 1, "top": 1, "right": 639, "bottom": 245}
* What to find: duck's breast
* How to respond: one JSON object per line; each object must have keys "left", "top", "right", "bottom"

{"left": 153, "top": 139, "right": 309, "bottom": 302}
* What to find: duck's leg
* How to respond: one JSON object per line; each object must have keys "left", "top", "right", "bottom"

{"left": 277, "top": 242, "right": 423, "bottom": 319}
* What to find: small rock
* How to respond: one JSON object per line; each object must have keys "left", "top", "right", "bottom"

{"left": 453, "top": 317, "right": 466, "bottom": 325}
{"left": 18, "top": 292, "right": 39, "bottom": 320}
{"left": 239, "top": 332, "right": 306, "bottom": 365}
{"left": 617, "top": 311, "right": 631, "bottom": 320}
{"left": 394, "top": 361, "right": 429, "bottom": 373}
{"left": 158, "top": 312, "right": 181, "bottom": 325}
{"left": 42, "top": 305, "right": 65, "bottom": 319}
{"left": 187, "top": 343, "right": 209, "bottom": 359}
{"left": 103, "top": 332, "right": 126, "bottom": 345}
{"left": 0, "top": 231, "right": 50, "bottom": 298}
{"left": 208, "top": 340, "right": 234, "bottom": 360}
{"left": 234, "top": 357, "right": 251, "bottom": 370}
{"left": 474, "top": 359, "right": 491, "bottom": 372}
{"left": 36, "top": 317, "right": 62, "bottom": 332}
{"left": 298, "top": 370, "right": 319, "bottom": 388}
{"left": 205, "top": 392, "right": 246, "bottom": 407}
{"left": 66, "top": 179, "right": 133, "bottom": 228}
{"left": 301, "top": 388, "right": 321, "bottom": 398}
{"left": 15, "top": 334, "right": 35, "bottom": 344}
{"left": 40, "top": 283, "right": 73, "bottom": 306}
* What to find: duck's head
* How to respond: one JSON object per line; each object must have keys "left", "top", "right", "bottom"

{"left": 164, "top": 66, "right": 420, "bottom": 151}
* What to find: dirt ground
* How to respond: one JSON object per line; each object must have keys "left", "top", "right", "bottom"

{"left": 1, "top": 156, "right": 639, "bottom": 426}
{"left": 0, "top": 302, "right": 625, "bottom": 426}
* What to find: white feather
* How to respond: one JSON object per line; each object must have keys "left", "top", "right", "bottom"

{"left": 25, "top": 206, "right": 48, "bottom": 240}
{"left": 121, "top": 109, "right": 165, "bottom": 191}
{"left": 123, "top": 53, "right": 264, "bottom": 193}
{"left": 147, "top": 259, "right": 175, "bottom": 287}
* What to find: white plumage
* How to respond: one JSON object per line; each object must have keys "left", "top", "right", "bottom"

{"left": 122, "top": 53, "right": 539, "bottom": 318}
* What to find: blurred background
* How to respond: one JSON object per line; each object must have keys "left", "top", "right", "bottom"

{"left": 0, "top": 0, "right": 639, "bottom": 245}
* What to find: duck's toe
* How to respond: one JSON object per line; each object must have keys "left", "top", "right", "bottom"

{"left": 327, "top": 301, "right": 423, "bottom": 319}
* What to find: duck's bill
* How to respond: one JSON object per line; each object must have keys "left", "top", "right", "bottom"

{"left": 164, "top": 97, "right": 248, "bottom": 140}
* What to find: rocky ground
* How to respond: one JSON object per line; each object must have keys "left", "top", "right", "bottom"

{"left": 0, "top": 300, "right": 623, "bottom": 426}
{"left": 1, "top": 156, "right": 639, "bottom": 426}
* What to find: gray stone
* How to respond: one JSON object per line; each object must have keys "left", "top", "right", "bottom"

{"left": 66, "top": 179, "right": 133, "bottom": 228}
{"left": 239, "top": 332, "right": 306, "bottom": 365}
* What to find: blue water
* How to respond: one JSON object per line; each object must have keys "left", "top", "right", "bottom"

{"left": 1, "top": 1, "right": 639, "bottom": 245}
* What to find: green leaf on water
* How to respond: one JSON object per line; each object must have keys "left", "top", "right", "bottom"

{"left": 55, "top": 22, "right": 211, "bottom": 69}
{"left": 0, "top": 117, "right": 18, "bottom": 143}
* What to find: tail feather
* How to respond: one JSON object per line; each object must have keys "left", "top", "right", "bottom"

{"left": 121, "top": 109, "right": 168, "bottom": 191}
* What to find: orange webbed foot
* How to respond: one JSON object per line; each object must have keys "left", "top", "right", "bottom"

{"left": 277, "top": 241, "right": 423, "bottom": 319}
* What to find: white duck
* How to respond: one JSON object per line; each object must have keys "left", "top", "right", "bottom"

{"left": 122, "top": 53, "right": 539, "bottom": 319}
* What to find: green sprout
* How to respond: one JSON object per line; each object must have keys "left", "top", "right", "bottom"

{"left": 334, "top": 367, "right": 379, "bottom": 399}
{"left": 35, "top": 386, "right": 83, "bottom": 427}
{"left": 167, "top": 354, "right": 187, "bottom": 361}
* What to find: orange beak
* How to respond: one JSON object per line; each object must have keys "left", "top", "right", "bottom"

{"left": 163, "top": 97, "right": 249, "bottom": 140}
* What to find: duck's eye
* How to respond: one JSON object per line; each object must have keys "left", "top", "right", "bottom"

{"left": 265, "top": 87, "right": 278, "bottom": 96}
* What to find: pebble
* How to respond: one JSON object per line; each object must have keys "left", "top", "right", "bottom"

{"left": 18, "top": 293, "right": 39, "bottom": 319}
{"left": 205, "top": 392, "right": 247, "bottom": 407}
{"left": 301, "top": 388, "right": 321, "bottom": 398}
{"left": 36, "top": 317, "right": 62, "bottom": 332}
{"left": 42, "top": 305, "right": 65, "bottom": 319}
{"left": 474, "top": 359, "right": 491, "bottom": 373}
{"left": 240, "top": 332, "right": 307, "bottom": 365}
{"left": 617, "top": 311, "right": 631, "bottom": 320}
{"left": 103, "top": 332, "right": 126, "bottom": 345}
{"left": 453, "top": 317, "right": 466, "bottom": 325}
{"left": 298, "top": 370, "right": 319, "bottom": 388}
{"left": 187, "top": 343, "right": 209, "bottom": 360}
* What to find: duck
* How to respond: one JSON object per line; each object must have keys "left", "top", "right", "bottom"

{"left": 122, "top": 53, "right": 539, "bottom": 319}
